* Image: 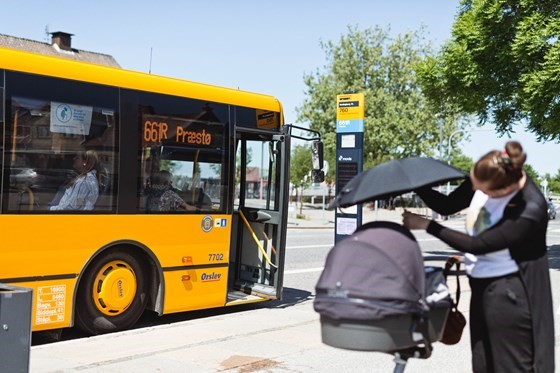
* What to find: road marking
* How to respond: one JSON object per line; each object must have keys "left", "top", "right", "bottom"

{"left": 557, "top": 305, "right": 560, "bottom": 316}
{"left": 285, "top": 267, "right": 324, "bottom": 275}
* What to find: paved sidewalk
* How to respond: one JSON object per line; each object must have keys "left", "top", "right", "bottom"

{"left": 29, "top": 272, "right": 560, "bottom": 373}
{"left": 30, "top": 294, "right": 475, "bottom": 373}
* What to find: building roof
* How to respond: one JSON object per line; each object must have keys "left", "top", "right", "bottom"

{"left": 0, "top": 32, "right": 120, "bottom": 68}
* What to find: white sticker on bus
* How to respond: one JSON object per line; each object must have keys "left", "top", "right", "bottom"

{"left": 36, "top": 285, "right": 66, "bottom": 324}
{"left": 50, "top": 102, "right": 93, "bottom": 135}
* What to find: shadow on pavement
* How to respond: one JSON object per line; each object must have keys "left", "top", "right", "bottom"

{"left": 265, "top": 287, "right": 314, "bottom": 309}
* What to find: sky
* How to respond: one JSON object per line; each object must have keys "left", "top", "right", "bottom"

{"left": 2, "top": 0, "right": 559, "bottom": 177}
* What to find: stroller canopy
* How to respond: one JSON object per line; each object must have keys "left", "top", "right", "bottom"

{"left": 314, "top": 221, "right": 427, "bottom": 321}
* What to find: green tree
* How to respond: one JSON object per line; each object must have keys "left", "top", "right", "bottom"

{"left": 524, "top": 163, "right": 540, "bottom": 181}
{"left": 547, "top": 169, "right": 560, "bottom": 194}
{"left": 290, "top": 144, "right": 312, "bottom": 186}
{"left": 450, "top": 151, "right": 473, "bottom": 174}
{"left": 297, "top": 26, "right": 468, "bottom": 174}
{"left": 417, "top": 0, "right": 560, "bottom": 139}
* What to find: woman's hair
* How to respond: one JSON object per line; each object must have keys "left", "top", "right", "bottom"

{"left": 472, "top": 141, "right": 526, "bottom": 190}
{"left": 82, "top": 150, "right": 100, "bottom": 175}
{"left": 68, "top": 150, "right": 100, "bottom": 187}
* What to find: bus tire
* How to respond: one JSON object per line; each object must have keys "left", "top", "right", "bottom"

{"left": 75, "top": 250, "right": 148, "bottom": 335}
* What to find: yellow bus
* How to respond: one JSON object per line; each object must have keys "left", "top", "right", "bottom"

{"left": 0, "top": 47, "right": 323, "bottom": 335}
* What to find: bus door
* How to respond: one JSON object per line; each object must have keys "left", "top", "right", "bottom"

{"left": 230, "top": 130, "right": 290, "bottom": 301}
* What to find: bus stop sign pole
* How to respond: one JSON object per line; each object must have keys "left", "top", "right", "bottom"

{"left": 335, "top": 93, "right": 364, "bottom": 243}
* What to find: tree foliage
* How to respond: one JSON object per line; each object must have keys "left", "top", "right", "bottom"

{"left": 290, "top": 144, "right": 314, "bottom": 213}
{"left": 450, "top": 152, "right": 474, "bottom": 174}
{"left": 417, "top": 0, "right": 560, "bottom": 140}
{"left": 296, "top": 25, "right": 468, "bottom": 180}
{"left": 546, "top": 170, "right": 560, "bottom": 194}
{"left": 290, "top": 144, "right": 312, "bottom": 187}
{"left": 524, "top": 163, "right": 540, "bottom": 181}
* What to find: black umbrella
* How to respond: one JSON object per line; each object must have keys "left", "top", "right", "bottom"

{"left": 331, "top": 157, "right": 467, "bottom": 208}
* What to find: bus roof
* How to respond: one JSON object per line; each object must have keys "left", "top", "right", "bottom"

{"left": 0, "top": 46, "right": 283, "bottom": 114}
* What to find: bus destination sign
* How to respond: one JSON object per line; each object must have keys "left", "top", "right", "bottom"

{"left": 143, "top": 115, "right": 219, "bottom": 147}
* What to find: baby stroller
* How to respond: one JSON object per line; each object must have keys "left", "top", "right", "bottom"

{"left": 314, "top": 221, "right": 452, "bottom": 372}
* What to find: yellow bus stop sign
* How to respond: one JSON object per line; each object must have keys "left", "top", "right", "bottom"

{"left": 336, "top": 93, "right": 364, "bottom": 133}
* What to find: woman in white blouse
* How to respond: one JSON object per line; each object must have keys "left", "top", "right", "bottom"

{"left": 50, "top": 150, "right": 100, "bottom": 211}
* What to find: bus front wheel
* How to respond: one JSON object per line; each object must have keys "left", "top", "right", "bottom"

{"left": 75, "top": 250, "right": 148, "bottom": 335}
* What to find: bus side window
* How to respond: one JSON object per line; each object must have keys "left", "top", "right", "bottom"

{"left": 135, "top": 95, "right": 228, "bottom": 214}
{"left": 4, "top": 73, "right": 118, "bottom": 213}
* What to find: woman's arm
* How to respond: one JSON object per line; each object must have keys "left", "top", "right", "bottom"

{"left": 416, "top": 179, "right": 473, "bottom": 215}
{"left": 56, "top": 176, "right": 98, "bottom": 210}
{"left": 49, "top": 188, "right": 72, "bottom": 210}
{"left": 76, "top": 174, "right": 99, "bottom": 210}
{"left": 425, "top": 217, "right": 537, "bottom": 254}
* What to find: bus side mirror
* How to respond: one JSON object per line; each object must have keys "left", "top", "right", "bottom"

{"left": 311, "top": 141, "right": 325, "bottom": 183}
{"left": 311, "top": 141, "right": 324, "bottom": 170}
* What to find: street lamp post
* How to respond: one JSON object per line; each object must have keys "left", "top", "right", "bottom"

{"left": 438, "top": 117, "right": 444, "bottom": 161}
{"left": 447, "top": 129, "right": 467, "bottom": 165}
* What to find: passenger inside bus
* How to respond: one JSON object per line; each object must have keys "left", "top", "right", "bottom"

{"left": 49, "top": 150, "right": 100, "bottom": 211}
{"left": 146, "top": 170, "right": 194, "bottom": 212}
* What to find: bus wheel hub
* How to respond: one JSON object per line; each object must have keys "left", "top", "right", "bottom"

{"left": 94, "top": 261, "right": 137, "bottom": 315}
